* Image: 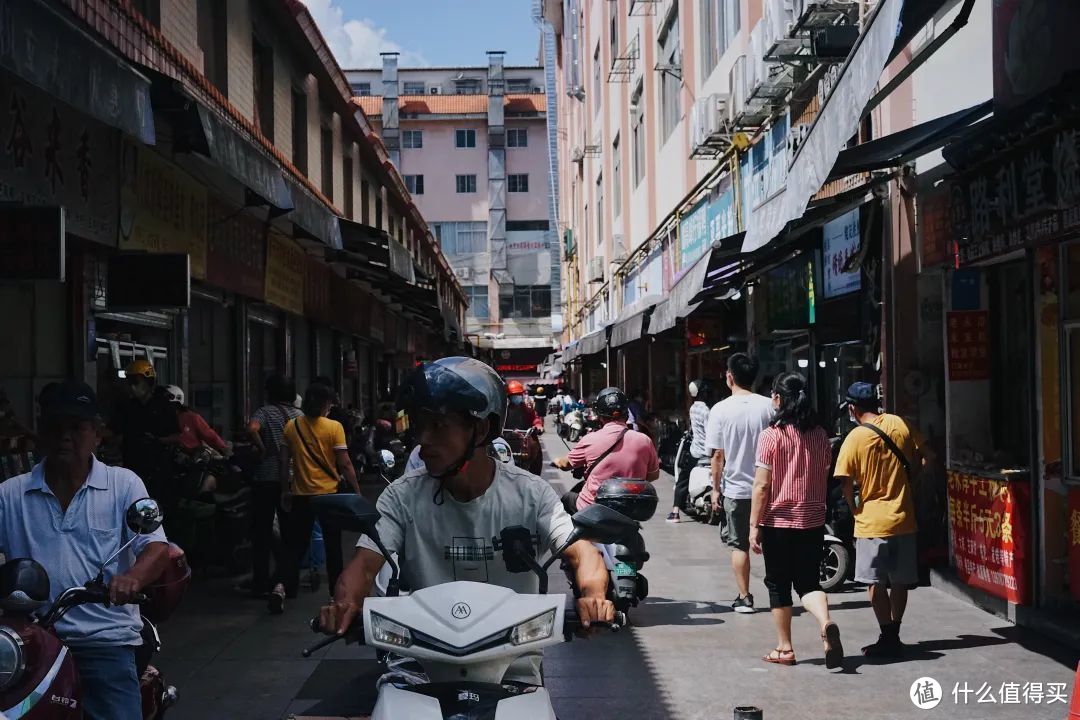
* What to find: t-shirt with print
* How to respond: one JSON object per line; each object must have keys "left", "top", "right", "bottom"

{"left": 833, "top": 413, "right": 921, "bottom": 538}
{"left": 688, "top": 401, "right": 711, "bottom": 459}
{"left": 251, "top": 403, "right": 302, "bottom": 483}
{"left": 704, "top": 393, "right": 774, "bottom": 500}
{"left": 755, "top": 424, "right": 831, "bottom": 529}
{"left": 282, "top": 416, "right": 346, "bottom": 495}
{"left": 567, "top": 421, "right": 659, "bottom": 510}
{"left": 356, "top": 460, "right": 575, "bottom": 684}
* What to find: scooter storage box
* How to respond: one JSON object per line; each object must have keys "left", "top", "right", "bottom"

{"left": 594, "top": 478, "right": 658, "bottom": 521}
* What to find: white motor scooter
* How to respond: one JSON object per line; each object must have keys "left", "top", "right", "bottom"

{"left": 673, "top": 433, "right": 721, "bottom": 525}
{"left": 302, "top": 495, "right": 634, "bottom": 720}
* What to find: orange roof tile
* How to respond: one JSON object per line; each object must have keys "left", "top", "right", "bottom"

{"left": 352, "top": 93, "right": 546, "bottom": 118}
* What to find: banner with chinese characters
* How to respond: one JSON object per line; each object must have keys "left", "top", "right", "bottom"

{"left": 120, "top": 140, "right": 208, "bottom": 279}
{"left": 946, "top": 311, "right": 990, "bottom": 380}
{"left": 918, "top": 181, "right": 953, "bottom": 269}
{"left": 207, "top": 199, "right": 265, "bottom": 300}
{"left": 1069, "top": 488, "right": 1080, "bottom": 603}
{"left": 947, "top": 471, "right": 1031, "bottom": 605}
{"left": 263, "top": 233, "right": 305, "bottom": 316}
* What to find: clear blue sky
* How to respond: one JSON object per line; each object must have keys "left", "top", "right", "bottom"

{"left": 304, "top": 0, "right": 542, "bottom": 69}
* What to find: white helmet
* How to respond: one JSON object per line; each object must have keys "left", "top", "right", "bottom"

{"left": 164, "top": 385, "right": 184, "bottom": 405}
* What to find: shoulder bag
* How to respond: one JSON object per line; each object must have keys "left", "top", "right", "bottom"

{"left": 289, "top": 417, "right": 342, "bottom": 491}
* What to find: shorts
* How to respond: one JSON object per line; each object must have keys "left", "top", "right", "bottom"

{"left": 855, "top": 533, "right": 919, "bottom": 587}
{"left": 761, "top": 525, "right": 824, "bottom": 608}
{"left": 722, "top": 497, "right": 751, "bottom": 551}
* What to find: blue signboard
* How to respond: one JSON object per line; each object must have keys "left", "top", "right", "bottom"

{"left": 678, "top": 199, "right": 709, "bottom": 273}
{"left": 707, "top": 180, "right": 737, "bottom": 245}
{"left": 822, "top": 208, "right": 861, "bottom": 298}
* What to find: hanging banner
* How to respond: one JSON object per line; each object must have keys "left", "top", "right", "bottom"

{"left": 304, "top": 255, "right": 333, "bottom": 326}
{"left": 918, "top": 182, "right": 952, "bottom": 269}
{"left": 0, "top": 74, "right": 119, "bottom": 246}
{"left": 822, "top": 207, "right": 861, "bottom": 298}
{"left": 207, "top": 199, "right": 265, "bottom": 299}
{"left": 264, "top": 233, "right": 305, "bottom": 316}
{"left": 947, "top": 472, "right": 1032, "bottom": 605}
{"left": 946, "top": 310, "right": 990, "bottom": 381}
{"left": 706, "top": 176, "right": 738, "bottom": 246}
{"left": 677, "top": 200, "right": 709, "bottom": 276}
{"left": 120, "top": 140, "right": 208, "bottom": 278}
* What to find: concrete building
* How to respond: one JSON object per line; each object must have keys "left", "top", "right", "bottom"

{"left": 347, "top": 55, "right": 561, "bottom": 375}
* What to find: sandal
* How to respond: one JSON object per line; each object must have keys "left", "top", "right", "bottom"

{"left": 762, "top": 648, "right": 796, "bottom": 666}
{"left": 822, "top": 622, "right": 844, "bottom": 669}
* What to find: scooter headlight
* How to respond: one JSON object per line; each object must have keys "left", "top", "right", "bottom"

{"left": 510, "top": 609, "right": 556, "bottom": 646}
{"left": 370, "top": 613, "right": 412, "bottom": 648}
{"left": 0, "top": 626, "right": 25, "bottom": 690}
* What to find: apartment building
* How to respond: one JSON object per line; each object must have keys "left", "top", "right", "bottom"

{"left": 347, "top": 55, "right": 561, "bottom": 375}
{"left": 0, "top": 0, "right": 465, "bottom": 444}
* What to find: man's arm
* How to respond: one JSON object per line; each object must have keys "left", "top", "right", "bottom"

{"left": 561, "top": 540, "right": 615, "bottom": 627}
{"left": 838, "top": 475, "right": 856, "bottom": 514}
{"left": 110, "top": 542, "right": 169, "bottom": 605}
{"left": 335, "top": 448, "right": 360, "bottom": 494}
{"left": 645, "top": 443, "right": 660, "bottom": 482}
{"left": 246, "top": 416, "right": 266, "bottom": 456}
{"left": 320, "top": 546, "right": 386, "bottom": 635}
{"left": 194, "top": 414, "right": 228, "bottom": 453}
{"left": 710, "top": 449, "right": 726, "bottom": 510}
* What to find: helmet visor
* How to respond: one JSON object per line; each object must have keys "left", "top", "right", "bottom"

{"left": 398, "top": 362, "right": 489, "bottom": 419}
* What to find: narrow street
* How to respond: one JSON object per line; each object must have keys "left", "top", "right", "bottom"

{"left": 156, "top": 421, "right": 1079, "bottom": 720}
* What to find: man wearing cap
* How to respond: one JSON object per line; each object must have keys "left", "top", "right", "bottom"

{"left": 0, "top": 380, "right": 170, "bottom": 720}
{"left": 108, "top": 359, "right": 180, "bottom": 506}
{"left": 833, "top": 382, "right": 929, "bottom": 657}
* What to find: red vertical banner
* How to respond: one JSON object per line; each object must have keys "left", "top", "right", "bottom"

{"left": 947, "top": 471, "right": 1031, "bottom": 605}
{"left": 1069, "top": 488, "right": 1080, "bottom": 603}
{"left": 946, "top": 311, "right": 990, "bottom": 380}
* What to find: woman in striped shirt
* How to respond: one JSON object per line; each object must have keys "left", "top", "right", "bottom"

{"left": 749, "top": 372, "right": 843, "bottom": 669}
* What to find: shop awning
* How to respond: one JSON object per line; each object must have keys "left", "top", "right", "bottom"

{"left": 827, "top": 100, "right": 993, "bottom": 180}
{"left": 578, "top": 328, "right": 609, "bottom": 357}
{"left": 195, "top": 106, "right": 294, "bottom": 212}
{"left": 287, "top": 177, "right": 343, "bottom": 249}
{"left": 1, "top": 0, "right": 155, "bottom": 144}
{"left": 610, "top": 294, "right": 664, "bottom": 348}
{"left": 649, "top": 232, "right": 744, "bottom": 336}
{"left": 562, "top": 341, "right": 580, "bottom": 362}
{"left": 741, "top": 0, "right": 905, "bottom": 254}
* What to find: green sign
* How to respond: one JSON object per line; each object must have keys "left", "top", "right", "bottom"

{"left": 766, "top": 258, "right": 816, "bottom": 330}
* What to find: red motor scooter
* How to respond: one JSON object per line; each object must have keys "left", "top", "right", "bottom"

{"left": 500, "top": 427, "right": 543, "bottom": 476}
{"left": 0, "top": 498, "right": 190, "bottom": 719}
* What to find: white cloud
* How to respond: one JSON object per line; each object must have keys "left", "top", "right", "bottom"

{"left": 300, "top": 0, "right": 427, "bottom": 68}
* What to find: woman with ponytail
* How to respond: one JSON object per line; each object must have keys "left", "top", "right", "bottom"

{"left": 749, "top": 372, "right": 843, "bottom": 669}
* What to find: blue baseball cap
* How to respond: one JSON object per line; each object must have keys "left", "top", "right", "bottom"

{"left": 845, "top": 382, "right": 877, "bottom": 405}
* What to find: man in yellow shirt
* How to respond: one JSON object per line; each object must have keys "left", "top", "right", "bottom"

{"left": 834, "top": 382, "right": 927, "bottom": 658}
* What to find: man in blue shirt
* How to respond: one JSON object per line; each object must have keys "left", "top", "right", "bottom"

{"left": 0, "top": 380, "right": 169, "bottom": 720}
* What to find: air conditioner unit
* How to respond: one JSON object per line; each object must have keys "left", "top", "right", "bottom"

{"left": 454, "top": 267, "right": 472, "bottom": 281}
{"left": 588, "top": 256, "right": 605, "bottom": 283}
{"left": 728, "top": 57, "right": 745, "bottom": 125}
{"left": 429, "top": 87, "right": 441, "bottom": 95}
{"left": 691, "top": 93, "right": 730, "bottom": 152}
{"left": 611, "top": 235, "right": 628, "bottom": 264}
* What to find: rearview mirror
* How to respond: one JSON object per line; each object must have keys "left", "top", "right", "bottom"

{"left": 491, "top": 438, "right": 513, "bottom": 464}
{"left": 311, "top": 493, "right": 380, "bottom": 534}
{"left": 126, "top": 498, "right": 164, "bottom": 535}
{"left": 378, "top": 449, "right": 396, "bottom": 470}
{"left": 569, "top": 503, "right": 639, "bottom": 545}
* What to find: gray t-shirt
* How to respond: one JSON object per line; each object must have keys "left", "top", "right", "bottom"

{"left": 704, "top": 393, "right": 774, "bottom": 500}
{"left": 357, "top": 460, "right": 575, "bottom": 683}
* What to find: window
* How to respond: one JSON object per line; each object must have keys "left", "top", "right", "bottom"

{"left": 465, "top": 286, "right": 489, "bottom": 319}
{"left": 609, "top": 3, "right": 618, "bottom": 69}
{"left": 402, "top": 130, "right": 423, "bottom": 149}
{"left": 374, "top": 196, "right": 383, "bottom": 230}
{"left": 351, "top": 82, "right": 372, "bottom": 96}
{"left": 612, "top": 134, "right": 622, "bottom": 219}
{"left": 719, "top": 0, "right": 742, "bottom": 56}
{"left": 596, "top": 174, "right": 604, "bottom": 248}
{"left": 455, "top": 79, "right": 482, "bottom": 95}
{"left": 320, "top": 120, "right": 334, "bottom": 202}
{"left": 456, "top": 174, "right": 477, "bottom": 193}
{"left": 700, "top": 0, "right": 718, "bottom": 77}
{"left": 403, "top": 81, "right": 426, "bottom": 95}
{"left": 439, "top": 221, "right": 487, "bottom": 255}
{"left": 404, "top": 174, "right": 425, "bottom": 195}
{"left": 631, "top": 83, "right": 645, "bottom": 187}
{"left": 507, "top": 79, "right": 533, "bottom": 93}
{"left": 132, "top": 0, "right": 160, "bottom": 27}
{"left": 508, "top": 174, "right": 529, "bottom": 193}
{"left": 658, "top": 11, "right": 681, "bottom": 142}
{"left": 361, "top": 180, "right": 370, "bottom": 224}
{"left": 343, "top": 156, "right": 354, "bottom": 218}
{"left": 197, "top": 0, "right": 227, "bottom": 93}
{"left": 592, "top": 44, "right": 601, "bottom": 116}
{"left": 507, "top": 128, "right": 529, "bottom": 148}
{"left": 506, "top": 220, "right": 550, "bottom": 231}
{"left": 455, "top": 129, "right": 477, "bottom": 148}
{"left": 291, "top": 89, "right": 308, "bottom": 174}
{"left": 499, "top": 285, "right": 551, "bottom": 319}
{"left": 252, "top": 35, "right": 274, "bottom": 141}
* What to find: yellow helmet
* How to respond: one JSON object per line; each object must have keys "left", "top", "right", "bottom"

{"left": 125, "top": 359, "right": 156, "bottom": 380}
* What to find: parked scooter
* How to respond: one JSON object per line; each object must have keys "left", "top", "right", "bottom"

{"left": 299, "top": 494, "right": 633, "bottom": 719}
{"left": 171, "top": 449, "right": 252, "bottom": 574}
{"left": 0, "top": 498, "right": 189, "bottom": 719}
{"left": 673, "top": 433, "right": 721, "bottom": 525}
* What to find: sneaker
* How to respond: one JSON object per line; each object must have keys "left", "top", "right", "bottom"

{"left": 861, "top": 633, "right": 903, "bottom": 658}
{"left": 268, "top": 584, "right": 286, "bottom": 615}
{"left": 665, "top": 511, "right": 682, "bottom": 523}
{"left": 732, "top": 594, "right": 755, "bottom": 614}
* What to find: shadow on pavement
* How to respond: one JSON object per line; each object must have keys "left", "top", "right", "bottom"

{"left": 632, "top": 596, "right": 728, "bottom": 627}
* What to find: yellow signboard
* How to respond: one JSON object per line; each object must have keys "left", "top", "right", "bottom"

{"left": 264, "top": 233, "right": 306, "bottom": 316}
{"left": 119, "top": 141, "right": 208, "bottom": 278}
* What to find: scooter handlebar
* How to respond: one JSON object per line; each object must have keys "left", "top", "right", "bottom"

{"left": 302, "top": 616, "right": 365, "bottom": 658}
{"left": 562, "top": 609, "right": 626, "bottom": 639}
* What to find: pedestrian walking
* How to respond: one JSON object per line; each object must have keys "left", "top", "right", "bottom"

{"left": 834, "top": 382, "right": 928, "bottom": 657}
{"left": 750, "top": 372, "right": 842, "bottom": 668}
{"left": 244, "top": 375, "right": 301, "bottom": 598}
{"left": 705, "top": 353, "right": 773, "bottom": 613}
{"left": 269, "top": 383, "right": 360, "bottom": 614}
{"left": 667, "top": 379, "right": 715, "bottom": 523}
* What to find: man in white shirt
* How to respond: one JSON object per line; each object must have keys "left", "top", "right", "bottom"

{"left": 705, "top": 353, "right": 773, "bottom": 614}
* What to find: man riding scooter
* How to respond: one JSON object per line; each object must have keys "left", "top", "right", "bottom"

{"left": 503, "top": 380, "right": 544, "bottom": 433}
{"left": 318, "top": 357, "right": 614, "bottom": 686}
{"left": 552, "top": 387, "right": 660, "bottom": 512}
{"left": 0, "top": 380, "right": 170, "bottom": 720}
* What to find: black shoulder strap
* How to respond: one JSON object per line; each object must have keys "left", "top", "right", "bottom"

{"left": 583, "top": 427, "right": 630, "bottom": 482}
{"left": 292, "top": 417, "right": 340, "bottom": 481}
{"left": 860, "top": 422, "right": 911, "bottom": 479}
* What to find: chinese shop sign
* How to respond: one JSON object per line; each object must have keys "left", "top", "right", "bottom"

{"left": 207, "top": 199, "right": 265, "bottom": 300}
{"left": 822, "top": 207, "right": 861, "bottom": 298}
{"left": 947, "top": 471, "right": 1031, "bottom": 605}
{"left": 949, "top": 124, "right": 1080, "bottom": 265}
{"left": 264, "top": 233, "right": 305, "bottom": 316}
{"left": 919, "top": 182, "right": 953, "bottom": 269}
{"left": 946, "top": 311, "right": 990, "bottom": 381}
